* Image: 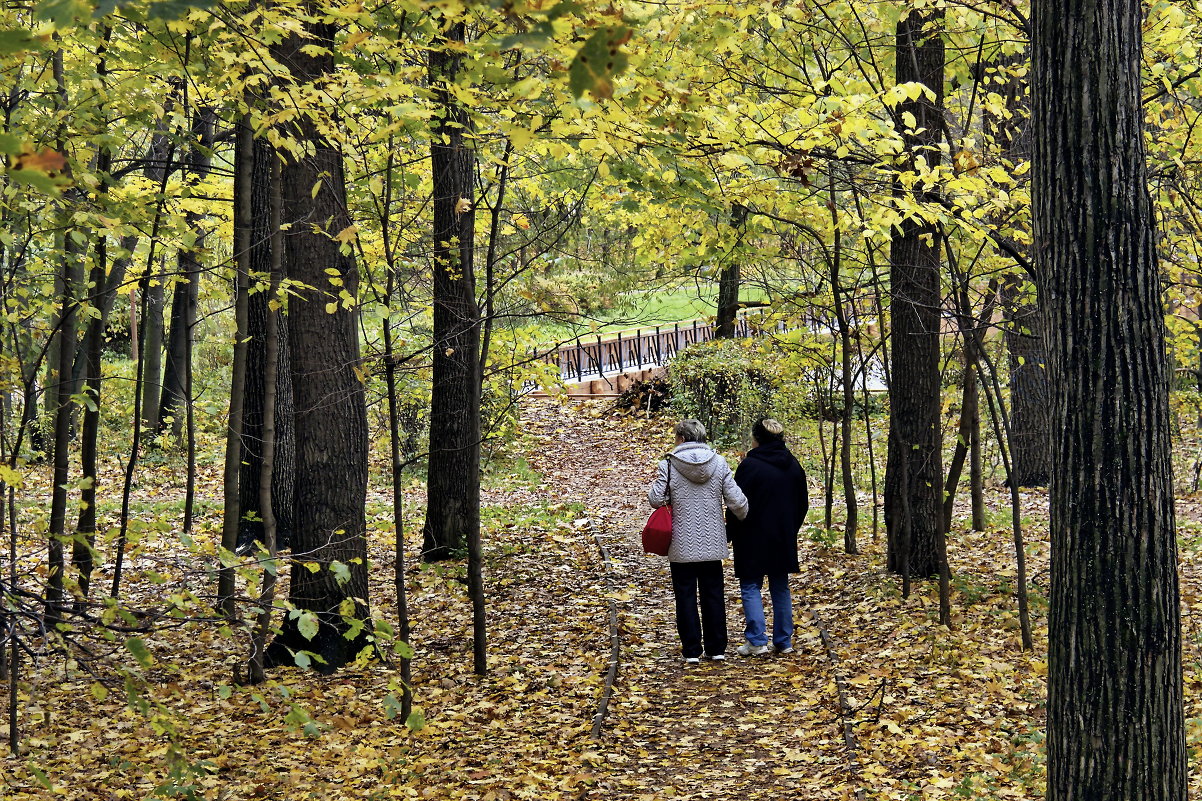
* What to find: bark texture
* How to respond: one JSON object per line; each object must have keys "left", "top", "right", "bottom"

{"left": 262, "top": 16, "right": 370, "bottom": 672}
{"left": 237, "top": 135, "right": 296, "bottom": 550}
{"left": 1034, "top": 0, "right": 1186, "bottom": 796}
{"left": 422, "top": 20, "right": 482, "bottom": 564}
{"left": 884, "top": 8, "right": 944, "bottom": 578}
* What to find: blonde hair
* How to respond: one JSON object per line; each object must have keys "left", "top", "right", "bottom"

{"left": 753, "top": 418, "right": 784, "bottom": 443}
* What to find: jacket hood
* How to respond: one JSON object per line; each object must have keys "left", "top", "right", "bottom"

{"left": 748, "top": 439, "right": 798, "bottom": 471}
{"left": 669, "top": 442, "right": 723, "bottom": 484}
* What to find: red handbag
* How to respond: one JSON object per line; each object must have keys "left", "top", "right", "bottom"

{"left": 641, "top": 462, "right": 673, "bottom": 556}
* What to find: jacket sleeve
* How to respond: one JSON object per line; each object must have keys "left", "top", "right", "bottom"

{"left": 648, "top": 459, "right": 670, "bottom": 508}
{"left": 721, "top": 463, "right": 749, "bottom": 521}
{"left": 798, "top": 466, "right": 809, "bottom": 522}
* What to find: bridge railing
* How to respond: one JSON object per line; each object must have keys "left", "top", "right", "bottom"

{"left": 539, "top": 312, "right": 770, "bottom": 383}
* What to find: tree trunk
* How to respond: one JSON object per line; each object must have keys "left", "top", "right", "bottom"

{"left": 159, "top": 109, "right": 213, "bottom": 439}
{"left": 248, "top": 158, "right": 283, "bottom": 687}
{"left": 828, "top": 188, "right": 857, "bottom": 553}
{"left": 884, "top": 7, "right": 945, "bottom": 578}
{"left": 217, "top": 115, "right": 253, "bottom": 618}
{"left": 1034, "top": 0, "right": 1186, "bottom": 795}
{"left": 422, "top": 19, "right": 482, "bottom": 569}
{"left": 1000, "top": 276, "right": 1050, "bottom": 487}
{"left": 984, "top": 48, "right": 1049, "bottom": 489}
{"left": 47, "top": 234, "right": 81, "bottom": 617}
{"left": 715, "top": 203, "right": 746, "bottom": 339}
{"left": 237, "top": 135, "right": 296, "bottom": 553}
{"left": 263, "top": 14, "right": 371, "bottom": 672}
{"left": 139, "top": 264, "right": 165, "bottom": 433}
{"left": 75, "top": 232, "right": 106, "bottom": 605}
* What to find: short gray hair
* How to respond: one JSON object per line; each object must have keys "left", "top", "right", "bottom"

{"left": 675, "top": 419, "right": 707, "bottom": 443}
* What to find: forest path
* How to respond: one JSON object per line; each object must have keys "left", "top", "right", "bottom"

{"left": 520, "top": 399, "right": 854, "bottom": 800}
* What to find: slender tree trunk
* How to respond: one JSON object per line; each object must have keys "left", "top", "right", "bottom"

{"left": 942, "top": 356, "right": 978, "bottom": 532}
{"left": 829, "top": 187, "right": 857, "bottom": 553}
{"left": 159, "top": 110, "right": 212, "bottom": 438}
{"left": 968, "top": 382, "right": 985, "bottom": 531}
{"left": 1034, "top": 0, "right": 1186, "bottom": 795}
{"left": 248, "top": 158, "right": 283, "bottom": 686}
{"left": 139, "top": 264, "right": 165, "bottom": 432}
{"left": 715, "top": 203, "right": 746, "bottom": 339}
{"left": 217, "top": 115, "right": 253, "bottom": 618}
{"left": 1000, "top": 276, "right": 1050, "bottom": 487}
{"left": 884, "top": 7, "right": 945, "bottom": 578}
{"left": 986, "top": 48, "right": 1050, "bottom": 489}
{"left": 384, "top": 320, "right": 413, "bottom": 720}
{"left": 47, "top": 233, "right": 82, "bottom": 618}
{"left": 75, "top": 232, "right": 106, "bottom": 603}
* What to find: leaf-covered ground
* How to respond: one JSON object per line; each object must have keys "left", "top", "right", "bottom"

{"left": 3, "top": 398, "right": 1202, "bottom": 799}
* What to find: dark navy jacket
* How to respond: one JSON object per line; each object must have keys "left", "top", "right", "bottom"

{"left": 727, "top": 440, "right": 808, "bottom": 580}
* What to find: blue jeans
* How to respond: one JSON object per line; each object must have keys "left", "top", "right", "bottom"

{"left": 740, "top": 574, "right": 793, "bottom": 649}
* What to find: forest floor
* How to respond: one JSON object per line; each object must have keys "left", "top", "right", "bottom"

{"left": 4, "top": 398, "right": 1202, "bottom": 800}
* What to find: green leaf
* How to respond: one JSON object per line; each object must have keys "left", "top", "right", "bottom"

{"left": 383, "top": 692, "right": 402, "bottom": 720}
{"left": 569, "top": 26, "right": 631, "bottom": 99}
{"left": 9, "top": 169, "right": 60, "bottom": 194}
{"left": 90, "top": 681, "right": 108, "bottom": 701}
{"left": 404, "top": 709, "right": 426, "bottom": 732}
{"left": 125, "top": 637, "right": 153, "bottom": 668}
{"left": 296, "top": 610, "right": 320, "bottom": 641}
{"left": 0, "top": 31, "right": 40, "bottom": 56}
{"left": 217, "top": 684, "right": 232, "bottom": 699}
{"left": 330, "top": 560, "right": 350, "bottom": 585}
{"left": 147, "top": 0, "right": 217, "bottom": 20}
{"left": 395, "top": 639, "right": 414, "bottom": 660}
{"left": 293, "top": 650, "right": 311, "bottom": 669}
{"left": 34, "top": 0, "right": 88, "bottom": 28}
{"left": 27, "top": 763, "right": 53, "bottom": 790}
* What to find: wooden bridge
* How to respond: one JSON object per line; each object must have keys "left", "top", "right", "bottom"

{"left": 536, "top": 313, "right": 776, "bottom": 396}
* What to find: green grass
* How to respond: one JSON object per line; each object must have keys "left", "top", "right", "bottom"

{"left": 537, "top": 284, "right": 768, "bottom": 342}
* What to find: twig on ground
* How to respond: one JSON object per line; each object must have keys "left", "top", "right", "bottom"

{"left": 590, "top": 530, "right": 621, "bottom": 739}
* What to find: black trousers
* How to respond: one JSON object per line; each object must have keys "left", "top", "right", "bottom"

{"left": 669, "top": 560, "right": 727, "bottom": 658}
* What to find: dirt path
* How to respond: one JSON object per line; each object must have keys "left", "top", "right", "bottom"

{"left": 521, "top": 399, "right": 854, "bottom": 799}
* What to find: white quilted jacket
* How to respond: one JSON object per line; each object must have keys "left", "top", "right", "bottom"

{"left": 647, "top": 442, "right": 749, "bottom": 563}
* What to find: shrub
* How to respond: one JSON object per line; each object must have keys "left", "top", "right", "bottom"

{"left": 669, "top": 338, "right": 775, "bottom": 446}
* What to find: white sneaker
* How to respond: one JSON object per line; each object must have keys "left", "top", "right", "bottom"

{"left": 684, "top": 656, "right": 701, "bottom": 665}
{"left": 775, "top": 645, "right": 795, "bottom": 654}
{"left": 736, "top": 643, "right": 771, "bottom": 657}
{"left": 708, "top": 653, "right": 726, "bottom": 661}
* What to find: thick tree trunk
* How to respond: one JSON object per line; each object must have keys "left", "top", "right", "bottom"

{"left": 263, "top": 15, "right": 371, "bottom": 673}
{"left": 237, "top": 135, "right": 296, "bottom": 553}
{"left": 884, "top": 8, "right": 945, "bottom": 578}
{"left": 422, "top": 20, "right": 482, "bottom": 568}
{"left": 1034, "top": 0, "right": 1186, "bottom": 796}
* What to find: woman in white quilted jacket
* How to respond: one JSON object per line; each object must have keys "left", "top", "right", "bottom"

{"left": 648, "top": 419, "right": 749, "bottom": 664}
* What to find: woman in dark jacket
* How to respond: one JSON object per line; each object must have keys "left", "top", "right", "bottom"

{"left": 727, "top": 418, "right": 808, "bottom": 656}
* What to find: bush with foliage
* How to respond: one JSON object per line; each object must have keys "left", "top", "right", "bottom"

{"left": 668, "top": 338, "right": 777, "bottom": 446}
